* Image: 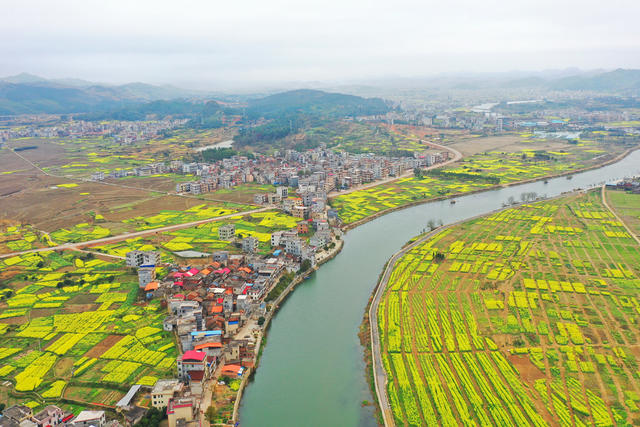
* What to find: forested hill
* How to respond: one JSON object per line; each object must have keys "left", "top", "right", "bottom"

{"left": 0, "top": 74, "right": 204, "bottom": 115}
{"left": 245, "top": 89, "right": 391, "bottom": 119}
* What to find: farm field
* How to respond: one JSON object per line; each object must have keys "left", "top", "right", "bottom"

{"left": 4, "top": 127, "right": 234, "bottom": 179}
{"left": 0, "top": 223, "right": 54, "bottom": 254}
{"left": 0, "top": 249, "right": 176, "bottom": 412}
{"left": 91, "top": 210, "right": 302, "bottom": 261}
{"left": 331, "top": 142, "right": 627, "bottom": 225}
{"left": 606, "top": 189, "right": 640, "bottom": 236}
{"left": 0, "top": 197, "right": 254, "bottom": 254}
{"left": 318, "top": 121, "right": 431, "bottom": 154}
{"left": 377, "top": 190, "right": 640, "bottom": 426}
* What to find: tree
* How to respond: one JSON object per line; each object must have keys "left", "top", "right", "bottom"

{"left": 257, "top": 316, "right": 265, "bottom": 326}
{"left": 413, "top": 167, "right": 424, "bottom": 179}
{"left": 299, "top": 259, "right": 312, "bottom": 273}
{"left": 205, "top": 406, "right": 218, "bottom": 423}
{"left": 134, "top": 407, "right": 165, "bottom": 427}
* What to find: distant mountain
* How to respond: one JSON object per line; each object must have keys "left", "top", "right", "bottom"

{"left": 0, "top": 72, "right": 49, "bottom": 84}
{"left": 337, "top": 69, "right": 640, "bottom": 95}
{"left": 548, "top": 69, "right": 640, "bottom": 92}
{"left": 246, "top": 89, "right": 390, "bottom": 119}
{"left": 0, "top": 73, "right": 207, "bottom": 115}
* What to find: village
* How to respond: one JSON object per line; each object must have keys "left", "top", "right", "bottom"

{"left": 0, "top": 205, "right": 343, "bottom": 427}
{"left": 122, "top": 180, "right": 349, "bottom": 425}
{"left": 0, "top": 119, "right": 188, "bottom": 146}
{"left": 110, "top": 146, "right": 450, "bottom": 196}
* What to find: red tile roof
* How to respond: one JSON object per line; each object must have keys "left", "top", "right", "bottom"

{"left": 181, "top": 350, "right": 206, "bottom": 362}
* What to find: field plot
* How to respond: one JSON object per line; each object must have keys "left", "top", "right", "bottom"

{"left": 92, "top": 210, "right": 301, "bottom": 260}
{"left": 0, "top": 249, "right": 175, "bottom": 411}
{"left": 332, "top": 142, "right": 624, "bottom": 225}
{"left": 0, "top": 223, "right": 54, "bottom": 254}
{"left": 377, "top": 191, "right": 640, "bottom": 426}
{"left": 7, "top": 127, "right": 233, "bottom": 179}
{"left": 606, "top": 189, "right": 640, "bottom": 236}
{"left": 319, "top": 121, "right": 430, "bottom": 154}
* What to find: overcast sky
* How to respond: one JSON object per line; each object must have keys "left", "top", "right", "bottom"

{"left": 2, "top": 0, "right": 640, "bottom": 89}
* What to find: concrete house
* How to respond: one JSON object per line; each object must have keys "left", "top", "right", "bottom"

{"left": 242, "top": 236, "right": 258, "bottom": 254}
{"left": 151, "top": 379, "right": 184, "bottom": 409}
{"left": 218, "top": 224, "right": 236, "bottom": 241}
{"left": 71, "top": 411, "right": 106, "bottom": 427}
{"left": 126, "top": 251, "right": 160, "bottom": 267}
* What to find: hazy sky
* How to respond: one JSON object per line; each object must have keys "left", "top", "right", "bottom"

{"left": 2, "top": 0, "right": 640, "bottom": 89}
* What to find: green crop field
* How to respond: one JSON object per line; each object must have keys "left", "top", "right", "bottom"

{"left": 332, "top": 145, "right": 620, "bottom": 225}
{"left": 0, "top": 250, "right": 176, "bottom": 411}
{"left": 377, "top": 190, "right": 640, "bottom": 426}
{"left": 0, "top": 225, "right": 54, "bottom": 253}
{"left": 92, "top": 210, "right": 301, "bottom": 259}
{"left": 607, "top": 189, "right": 640, "bottom": 235}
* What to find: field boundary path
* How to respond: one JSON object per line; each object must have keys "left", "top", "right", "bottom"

{"left": 602, "top": 184, "right": 640, "bottom": 246}
{"left": 0, "top": 206, "right": 270, "bottom": 259}
{"left": 328, "top": 140, "right": 462, "bottom": 197}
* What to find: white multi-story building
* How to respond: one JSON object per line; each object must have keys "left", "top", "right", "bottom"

{"left": 242, "top": 236, "right": 259, "bottom": 253}
{"left": 125, "top": 251, "right": 160, "bottom": 267}
{"left": 276, "top": 186, "right": 288, "bottom": 198}
{"left": 218, "top": 224, "right": 236, "bottom": 241}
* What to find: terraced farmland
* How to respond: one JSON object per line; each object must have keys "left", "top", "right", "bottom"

{"left": 377, "top": 190, "right": 640, "bottom": 426}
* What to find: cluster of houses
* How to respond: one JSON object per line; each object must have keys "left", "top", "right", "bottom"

{"left": 0, "top": 405, "right": 113, "bottom": 427}
{"left": 120, "top": 231, "right": 328, "bottom": 424}
{"left": 1, "top": 119, "right": 186, "bottom": 145}
{"left": 173, "top": 146, "right": 449, "bottom": 196}
{"left": 608, "top": 177, "right": 640, "bottom": 193}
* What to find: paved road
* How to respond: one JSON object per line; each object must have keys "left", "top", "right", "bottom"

{"left": 0, "top": 207, "right": 270, "bottom": 259}
{"left": 328, "top": 141, "right": 463, "bottom": 198}
{"left": 368, "top": 228, "right": 444, "bottom": 427}
{"left": 602, "top": 185, "right": 640, "bottom": 246}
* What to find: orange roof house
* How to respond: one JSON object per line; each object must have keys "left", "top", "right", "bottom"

{"left": 144, "top": 281, "right": 159, "bottom": 292}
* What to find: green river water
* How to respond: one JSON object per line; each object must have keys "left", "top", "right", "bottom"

{"left": 239, "top": 150, "right": 640, "bottom": 426}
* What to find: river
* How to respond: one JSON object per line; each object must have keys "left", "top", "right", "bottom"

{"left": 238, "top": 150, "right": 640, "bottom": 427}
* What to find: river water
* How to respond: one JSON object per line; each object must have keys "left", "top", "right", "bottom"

{"left": 238, "top": 150, "right": 640, "bottom": 427}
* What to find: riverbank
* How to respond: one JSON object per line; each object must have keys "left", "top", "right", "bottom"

{"left": 230, "top": 236, "right": 345, "bottom": 424}
{"left": 338, "top": 147, "right": 637, "bottom": 232}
